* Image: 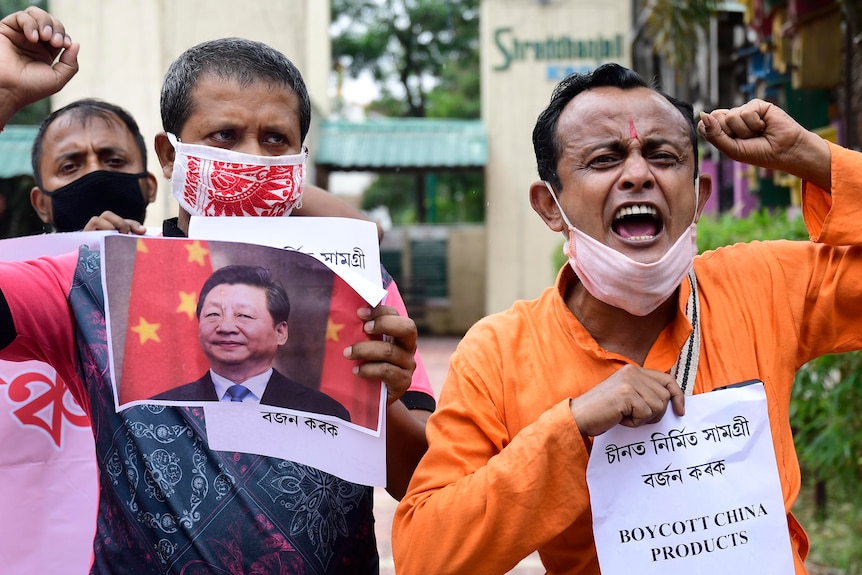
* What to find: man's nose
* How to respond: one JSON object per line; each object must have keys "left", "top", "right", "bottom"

{"left": 216, "top": 317, "right": 238, "bottom": 332}
{"left": 619, "top": 154, "right": 655, "bottom": 191}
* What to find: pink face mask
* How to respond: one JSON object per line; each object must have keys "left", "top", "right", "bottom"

{"left": 544, "top": 181, "right": 698, "bottom": 316}
{"left": 167, "top": 133, "right": 305, "bottom": 217}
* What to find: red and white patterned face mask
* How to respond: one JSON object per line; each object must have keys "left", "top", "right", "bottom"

{"left": 167, "top": 133, "right": 306, "bottom": 217}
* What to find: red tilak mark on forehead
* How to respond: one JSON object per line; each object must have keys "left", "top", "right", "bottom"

{"left": 628, "top": 117, "right": 638, "bottom": 140}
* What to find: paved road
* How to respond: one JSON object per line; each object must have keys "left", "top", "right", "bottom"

{"left": 375, "top": 335, "right": 545, "bottom": 574}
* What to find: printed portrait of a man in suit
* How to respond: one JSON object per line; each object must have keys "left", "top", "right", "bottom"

{"left": 152, "top": 264, "right": 349, "bottom": 420}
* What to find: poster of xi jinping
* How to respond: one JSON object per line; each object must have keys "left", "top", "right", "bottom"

{"left": 102, "top": 233, "right": 388, "bottom": 485}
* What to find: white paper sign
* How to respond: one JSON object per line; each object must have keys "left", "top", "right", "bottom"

{"left": 204, "top": 387, "right": 387, "bottom": 486}
{"left": 99, "top": 233, "right": 388, "bottom": 486}
{"left": 586, "top": 382, "right": 794, "bottom": 574}
{"left": 187, "top": 217, "right": 392, "bottom": 485}
{"left": 188, "top": 216, "right": 386, "bottom": 305}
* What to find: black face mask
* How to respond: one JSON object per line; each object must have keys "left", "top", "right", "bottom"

{"left": 39, "top": 170, "right": 150, "bottom": 232}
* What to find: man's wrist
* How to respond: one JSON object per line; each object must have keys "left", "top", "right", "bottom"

{"left": 0, "top": 88, "right": 23, "bottom": 129}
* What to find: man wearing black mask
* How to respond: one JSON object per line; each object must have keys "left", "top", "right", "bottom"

{"left": 29, "top": 98, "right": 157, "bottom": 233}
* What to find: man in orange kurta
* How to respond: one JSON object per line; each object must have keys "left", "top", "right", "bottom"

{"left": 393, "top": 63, "right": 848, "bottom": 574}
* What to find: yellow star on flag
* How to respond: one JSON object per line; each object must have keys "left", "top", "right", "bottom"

{"left": 186, "top": 240, "right": 209, "bottom": 266}
{"left": 177, "top": 291, "right": 198, "bottom": 320}
{"left": 136, "top": 238, "right": 149, "bottom": 253}
{"left": 131, "top": 317, "right": 161, "bottom": 344}
{"left": 326, "top": 316, "right": 344, "bottom": 342}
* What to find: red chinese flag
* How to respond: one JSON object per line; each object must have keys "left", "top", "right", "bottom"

{"left": 317, "top": 275, "right": 383, "bottom": 431}
{"left": 119, "top": 238, "right": 213, "bottom": 404}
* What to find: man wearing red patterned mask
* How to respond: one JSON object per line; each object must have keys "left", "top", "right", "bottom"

{"left": 0, "top": 22, "right": 432, "bottom": 573}
{"left": 154, "top": 38, "right": 370, "bottom": 238}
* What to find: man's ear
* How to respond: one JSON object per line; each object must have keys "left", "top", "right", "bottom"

{"left": 29, "top": 186, "right": 53, "bottom": 223}
{"left": 529, "top": 180, "right": 566, "bottom": 233}
{"left": 142, "top": 172, "right": 159, "bottom": 204}
{"left": 693, "top": 173, "right": 713, "bottom": 223}
{"left": 154, "top": 132, "right": 175, "bottom": 180}
{"left": 275, "top": 322, "right": 289, "bottom": 346}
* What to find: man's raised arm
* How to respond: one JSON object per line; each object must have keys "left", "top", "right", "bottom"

{"left": 698, "top": 99, "right": 831, "bottom": 192}
{"left": 0, "top": 6, "right": 78, "bottom": 128}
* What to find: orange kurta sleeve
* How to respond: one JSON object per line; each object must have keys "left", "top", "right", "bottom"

{"left": 802, "top": 141, "right": 862, "bottom": 244}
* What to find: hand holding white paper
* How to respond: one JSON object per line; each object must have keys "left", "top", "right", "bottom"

{"left": 586, "top": 382, "right": 794, "bottom": 574}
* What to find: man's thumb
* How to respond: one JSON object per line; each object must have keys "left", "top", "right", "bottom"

{"left": 52, "top": 42, "right": 78, "bottom": 88}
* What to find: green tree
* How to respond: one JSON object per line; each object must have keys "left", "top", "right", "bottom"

{"left": 361, "top": 173, "right": 416, "bottom": 224}
{"left": 641, "top": 0, "right": 721, "bottom": 87}
{"left": 331, "top": 0, "right": 483, "bottom": 223}
{"left": 425, "top": 48, "right": 480, "bottom": 119}
{"left": 332, "top": 0, "right": 480, "bottom": 118}
{"left": 360, "top": 170, "right": 483, "bottom": 224}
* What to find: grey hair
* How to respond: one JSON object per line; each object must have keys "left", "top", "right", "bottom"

{"left": 160, "top": 37, "right": 311, "bottom": 140}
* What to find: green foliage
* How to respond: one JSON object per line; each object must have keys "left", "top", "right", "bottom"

{"left": 8, "top": 96, "right": 49, "bottom": 125}
{"left": 361, "top": 171, "right": 484, "bottom": 224}
{"left": 361, "top": 173, "right": 417, "bottom": 224}
{"left": 0, "top": 0, "right": 43, "bottom": 17}
{"left": 333, "top": 0, "right": 484, "bottom": 223}
{"left": 794, "top": 500, "right": 861, "bottom": 574}
{"left": 426, "top": 172, "right": 484, "bottom": 223}
{"left": 331, "top": 0, "right": 480, "bottom": 118}
{"left": 642, "top": 0, "right": 722, "bottom": 73}
{"left": 695, "top": 208, "right": 809, "bottom": 253}
{"left": 792, "top": 353, "right": 862, "bottom": 572}
{"left": 792, "top": 354, "right": 862, "bottom": 497}
{"left": 425, "top": 47, "right": 480, "bottom": 119}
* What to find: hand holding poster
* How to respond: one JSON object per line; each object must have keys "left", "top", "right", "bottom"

{"left": 102, "top": 227, "right": 388, "bottom": 486}
{"left": 586, "top": 382, "right": 794, "bottom": 574}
